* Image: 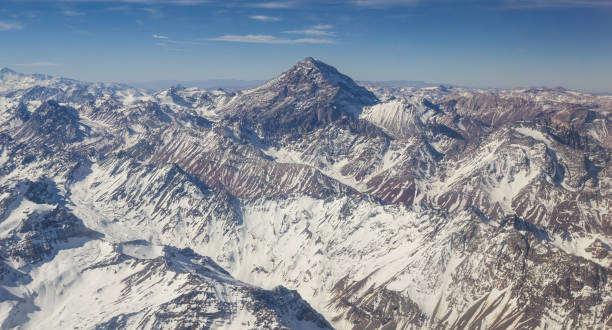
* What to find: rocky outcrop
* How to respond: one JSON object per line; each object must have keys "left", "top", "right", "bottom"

{"left": 0, "top": 59, "right": 610, "bottom": 329}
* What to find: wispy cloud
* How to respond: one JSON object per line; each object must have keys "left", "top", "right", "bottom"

{"left": 0, "top": 21, "right": 23, "bottom": 31}
{"left": 152, "top": 34, "right": 203, "bottom": 45}
{"left": 14, "top": 61, "right": 59, "bottom": 67}
{"left": 252, "top": 1, "right": 298, "bottom": 8}
{"left": 208, "top": 34, "right": 333, "bottom": 44}
{"left": 164, "top": 39, "right": 203, "bottom": 45}
{"left": 52, "top": 0, "right": 210, "bottom": 4}
{"left": 62, "top": 10, "right": 85, "bottom": 16}
{"left": 350, "top": 0, "right": 612, "bottom": 8}
{"left": 142, "top": 6, "right": 162, "bottom": 17}
{"left": 163, "top": 0, "right": 209, "bottom": 3}
{"left": 284, "top": 24, "right": 335, "bottom": 36}
{"left": 502, "top": 0, "right": 612, "bottom": 8}
{"left": 23, "top": 0, "right": 612, "bottom": 9}
{"left": 156, "top": 0, "right": 209, "bottom": 4}
{"left": 284, "top": 29, "right": 334, "bottom": 36}
{"left": 106, "top": 5, "right": 132, "bottom": 12}
{"left": 350, "top": 0, "right": 420, "bottom": 7}
{"left": 311, "top": 24, "right": 334, "bottom": 30}
{"left": 250, "top": 15, "right": 281, "bottom": 22}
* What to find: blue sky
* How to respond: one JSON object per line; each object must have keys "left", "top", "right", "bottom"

{"left": 0, "top": 0, "right": 611, "bottom": 92}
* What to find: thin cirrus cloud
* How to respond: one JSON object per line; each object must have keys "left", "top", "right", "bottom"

{"left": 347, "top": 0, "right": 612, "bottom": 8}
{"left": 251, "top": 1, "right": 299, "bottom": 8}
{"left": 10, "top": 0, "right": 612, "bottom": 9}
{"left": 0, "top": 21, "right": 23, "bottom": 31}
{"left": 284, "top": 24, "right": 335, "bottom": 36}
{"left": 250, "top": 15, "right": 281, "bottom": 22}
{"left": 502, "top": 0, "right": 612, "bottom": 8}
{"left": 208, "top": 34, "right": 333, "bottom": 44}
{"left": 62, "top": 10, "right": 85, "bottom": 16}
{"left": 311, "top": 24, "right": 334, "bottom": 30}
{"left": 349, "top": 0, "right": 419, "bottom": 6}
{"left": 62, "top": 0, "right": 209, "bottom": 4}
{"left": 152, "top": 34, "right": 203, "bottom": 46}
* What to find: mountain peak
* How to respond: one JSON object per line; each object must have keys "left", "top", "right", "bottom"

{"left": 267, "top": 58, "right": 377, "bottom": 105}
{"left": 0, "top": 67, "right": 16, "bottom": 74}
{"left": 219, "top": 58, "right": 379, "bottom": 138}
{"left": 287, "top": 57, "right": 345, "bottom": 82}
{"left": 16, "top": 100, "right": 83, "bottom": 146}
{"left": 296, "top": 56, "right": 328, "bottom": 69}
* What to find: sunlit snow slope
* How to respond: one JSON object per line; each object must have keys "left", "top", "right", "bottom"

{"left": 0, "top": 58, "right": 611, "bottom": 329}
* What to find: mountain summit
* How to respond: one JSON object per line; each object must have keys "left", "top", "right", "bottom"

{"left": 0, "top": 67, "right": 16, "bottom": 74}
{"left": 219, "top": 57, "right": 378, "bottom": 138}
{"left": 270, "top": 56, "right": 379, "bottom": 108}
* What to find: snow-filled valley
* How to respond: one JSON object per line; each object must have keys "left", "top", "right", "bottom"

{"left": 0, "top": 58, "right": 610, "bottom": 329}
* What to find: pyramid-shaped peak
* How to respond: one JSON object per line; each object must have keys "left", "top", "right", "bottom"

{"left": 0, "top": 67, "right": 16, "bottom": 74}
{"left": 297, "top": 57, "right": 320, "bottom": 67}
{"left": 293, "top": 57, "right": 339, "bottom": 74}
{"left": 222, "top": 57, "right": 379, "bottom": 138}
{"left": 276, "top": 57, "right": 369, "bottom": 93}
{"left": 252, "top": 57, "right": 379, "bottom": 108}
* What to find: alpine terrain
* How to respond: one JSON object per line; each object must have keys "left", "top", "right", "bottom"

{"left": 0, "top": 58, "right": 610, "bottom": 329}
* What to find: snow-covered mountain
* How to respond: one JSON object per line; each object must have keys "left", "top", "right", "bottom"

{"left": 0, "top": 59, "right": 610, "bottom": 329}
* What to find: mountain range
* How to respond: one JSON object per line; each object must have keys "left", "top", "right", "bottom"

{"left": 0, "top": 57, "right": 610, "bottom": 329}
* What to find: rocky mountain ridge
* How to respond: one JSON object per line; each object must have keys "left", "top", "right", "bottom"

{"left": 0, "top": 59, "right": 610, "bottom": 329}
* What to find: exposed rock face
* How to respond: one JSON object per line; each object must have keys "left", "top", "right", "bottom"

{"left": 0, "top": 205, "right": 97, "bottom": 266}
{"left": 85, "top": 246, "right": 332, "bottom": 330}
{"left": 15, "top": 101, "right": 84, "bottom": 147}
{"left": 329, "top": 213, "right": 611, "bottom": 329}
{"left": 0, "top": 60, "right": 610, "bottom": 329}
{"left": 219, "top": 57, "right": 379, "bottom": 139}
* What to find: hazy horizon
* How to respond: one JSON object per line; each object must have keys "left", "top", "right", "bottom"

{"left": 3, "top": 62, "right": 610, "bottom": 94}
{"left": 1, "top": 0, "right": 611, "bottom": 92}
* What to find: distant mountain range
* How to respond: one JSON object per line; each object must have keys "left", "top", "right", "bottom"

{"left": 127, "top": 79, "right": 447, "bottom": 92}
{"left": 0, "top": 58, "right": 610, "bottom": 329}
{"left": 359, "top": 80, "right": 446, "bottom": 88}
{"left": 128, "top": 79, "right": 266, "bottom": 92}
{"left": 129, "top": 79, "right": 446, "bottom": 92}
